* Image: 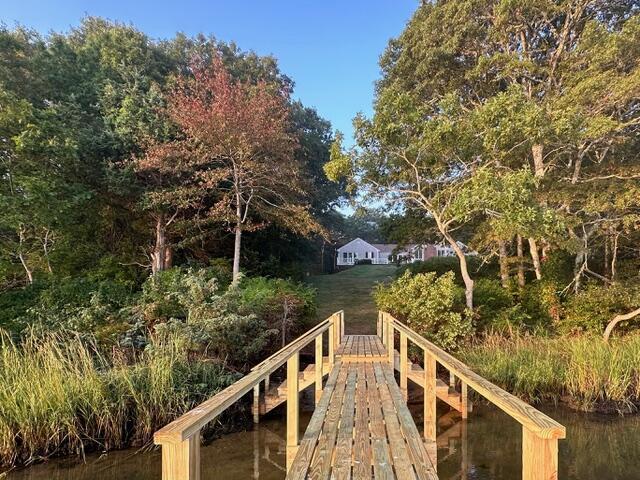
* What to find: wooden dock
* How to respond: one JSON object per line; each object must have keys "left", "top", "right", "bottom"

{"left": 288, "top": 337, "right": 437, "bottom": 479}
{"left": 154, "top": 311, "right": 566, "bottom": 480}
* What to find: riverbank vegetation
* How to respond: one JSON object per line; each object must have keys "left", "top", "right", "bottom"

{"left": 0, "top": 19, "right": 342, "bottom": 468}
{"left": 329, "top": 1, "right": 640, "bottom": 413}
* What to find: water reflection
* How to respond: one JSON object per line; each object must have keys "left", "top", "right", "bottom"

{"left": 6, "top": 404, "right": 640, "bottom": 479}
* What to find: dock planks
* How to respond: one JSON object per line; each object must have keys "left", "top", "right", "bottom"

{"left": 336, "top": 334, "right": 387, "bottom": 362}
{"left": 287, "top": 334, "right": 438, "bottom": 479}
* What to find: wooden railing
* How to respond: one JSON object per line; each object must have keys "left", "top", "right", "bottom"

{"left": 379, "top": 312, "right": 566, "bottom": 480}
{"left": 154, "top": 311, "right": 344, "bottom": 480}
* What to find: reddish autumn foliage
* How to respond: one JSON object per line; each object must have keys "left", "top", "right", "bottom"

{"left": 137, "top": 56, "right": 319, "bottom": 276}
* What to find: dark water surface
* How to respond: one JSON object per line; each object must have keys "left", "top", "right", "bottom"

{"left": 6, "top": 404, "right": 640, "bottom": 480}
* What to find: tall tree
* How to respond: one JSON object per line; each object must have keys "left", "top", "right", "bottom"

{"left": 143, "top": 57, "right": 319, "bottom": 281}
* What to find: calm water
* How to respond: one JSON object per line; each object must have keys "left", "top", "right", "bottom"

{"left": 6, "top": 403, "right": 640, "bottom": 479}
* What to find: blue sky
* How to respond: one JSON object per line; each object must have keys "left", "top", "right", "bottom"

{"left": 2, "top": 0, "right": 418, "bottom": 144}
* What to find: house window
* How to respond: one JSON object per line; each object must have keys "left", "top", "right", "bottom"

{"left": 365, "top": 252, "right": 369, "bottom": 259}
{"left": 343, "top": 252, "right": 347, "bottom": 261}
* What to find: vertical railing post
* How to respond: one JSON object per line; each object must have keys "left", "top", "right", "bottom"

{"left": 423, "top": 349, "right": 436, "bottom": 442}
{"left": 159, "top": 433, "right": 201, "bottom": 480}
{"left": 522, "top": 428, "right": 558, "bottom": 480}
{"left": 340, "top": 310, "right": 345, "bottom": 343}
{"left": 252, "top": 384, "right": 260, "bottom": 423}
{"left": 315, "top": 334, "right": 323, "bottom": 404}
{"left": 377, "top": 311, "right": 382, "bottom": 337}
{"left": 287, "top": 352, "right": 300, "bottom": 449}
{"left": 400, "top": 331, "right": 408, "bottom": 401}
{"left": 387, "top": 320, "right": 394, "bottom": 365}
{"left": 329, "top": 317, "right": 336, "bottom": 368}
{"left": 381, "top": 312, "right": 387, "bottom": 347}
{"left": 461, "top": 381, "right": 468, "bottom": 419}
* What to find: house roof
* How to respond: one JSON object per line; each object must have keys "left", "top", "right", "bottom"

{"left": 370, "top": 243, "right": 397, "bottom": 253}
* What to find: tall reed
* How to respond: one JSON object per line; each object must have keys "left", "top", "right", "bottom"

{"left": 461, "top": 333, "right": 640, "bottom": 412}
{"left": 0, "top": 330, "right": 235, "bottom": 467}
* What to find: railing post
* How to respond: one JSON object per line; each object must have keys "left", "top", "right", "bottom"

{"left": 522, "top": 428, "right": 558, "bottom": 480}
{"left": 423, "top": 349, "right": 436, "bottom": 442}
{"left": 340, "top": 310, "right": 345, "bottom": 343}
{"left": 377, "top": 311, "right": 382, "bottom": 337}
{"left": 381, "top": 312, "right": 387, "bottom": 347}
{"left": 329, "top": 318, "right": 336, "bottom": 368}
{"left": 461, "top": 381, "right": 468, "bottom": 419}
{"left": 315, "top": 334, "right": 323, "bottom": 404}
{"left": 287, "top": 352, "right": 300, "bottom": 449}
{"left": 159, "top": 434, "right": 200, "bottom": 480}
{"left": 252, "top": 384, "right": 260, "bottom": 423}
{"left": 387, "top": 320, "right": 394, "bottom": 365}
{"left": 400, "top": 331, "right": 408, "bottom": 401}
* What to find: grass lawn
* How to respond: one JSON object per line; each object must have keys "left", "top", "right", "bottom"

{"left": 308, "top": 265, "right": 397, "bottom": 334}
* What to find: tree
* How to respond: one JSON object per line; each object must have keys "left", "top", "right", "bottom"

{"left": 327, "top": 0, "right": 640, "bottom": 307}
{"left": 144, "top": 57, "right": 319, "bottom": 282}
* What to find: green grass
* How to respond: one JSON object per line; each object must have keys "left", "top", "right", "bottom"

{"left": 0, "top": 330, "right": 236, "bottom": 468}
{"left": 461, "top": 333, "right": 640, "bottom": 413}
{"left": 308, "top": 265, "right": 397, "bottom": 334}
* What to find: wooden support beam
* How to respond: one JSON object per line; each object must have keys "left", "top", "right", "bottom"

{"left": 522, "top": 427, "right": 558, "bottom": 480}
{"left": 315, "top": 334, "right": 323, "bottom": 405}
{"left": 461, "top": 382, "right": 468, "bottom": 419}
{"left": 400, "top": 331, "right": 408, "bottom": 401}
{"left": 252, "top": 384, "right": 260, "bottom": 424}
{"left": 423, "top": 350, "right": 436, "bottom": 442}
{"left": 387, "top": 321, "right": 394, "bottom": 365}
{"left": 160, "top": 434, "right": 200, "bottom": 480}
{"left": 287, "top": 352, "right": 300, "bottom": 449}
{"left": 329, "top": 321, "right": 335, "bottom": 368}
{"left": 381, "top": 312, "right": 387, "bottom": 346}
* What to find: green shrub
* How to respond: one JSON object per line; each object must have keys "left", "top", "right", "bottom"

{"left": 560, "top": 283, "right": 640, "bottom": 335}
{"left": 398, "top": 255, "right": 498, "bottom": 286}
{"left": 237, "top": 276, "right": 316, "bottom": 346}
{"left": 519, "top": 280, "right": 562, "bottom": 330}
{"left": 374, "top": 270, "right": 473, "bottom": 350}
{"left": 474, "top": 279, "right": 515, "bottom": 329}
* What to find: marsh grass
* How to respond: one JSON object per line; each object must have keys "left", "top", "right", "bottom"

{"left": 0, "top": 330, "right": 237, "bottom": 467}
{"left": 462, "top": 334, "right": 640, "bottom": 413}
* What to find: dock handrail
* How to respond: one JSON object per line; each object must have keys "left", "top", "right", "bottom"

{"left": 154, "top": 310, "right": 343, "bottom": 479}
{"left": 380, "top": 311, "right": 565, "bottom": 480}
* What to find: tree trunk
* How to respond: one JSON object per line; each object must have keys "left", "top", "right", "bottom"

{"left": 232, "top": 223, "right": 242, "bottom": 284}
{"left": 532, "top": 144, "right": 545, "bottom": 178}
{"left": 442, "top": 232, "right": 474, "bottom": 309}
{"left": 151, "top": 213, "right": 170, "bottom": 274}
{"left": 516, "top": 234, "right": 526, "bottom": 287}
{"left": 573, "top": 249, "right": 584, "bottom": 293}
{"left": 498, "top": 239, "right": 510, "bottom": 288}
{"left": 611, "top": 231, "right": 619, "bottom": 282}
{"left": 18, "top": 226, "right": 33, "bottom": 284}
{"left": 603, "top": 307, "right": 640, "bottom": 342}
{"left": 528, "top": 238, "right": 542, "bottom": 280}
{"left": 604, "top": 233, "right": 610, "bottom": 280}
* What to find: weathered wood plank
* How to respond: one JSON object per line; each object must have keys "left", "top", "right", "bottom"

{"left": 353, "top": 363, "right": 371, "bottom": 479}
{"left": 287, "top": 364, "right": 342, "bottom": 480}
{"left": 332, "top": 369, "right": 357, "bottom": 479}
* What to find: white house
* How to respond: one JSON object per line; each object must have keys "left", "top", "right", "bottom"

{"left": 336, "top": 238, "right": 470, "bottom": 266}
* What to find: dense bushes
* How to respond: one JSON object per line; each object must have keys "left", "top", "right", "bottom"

{"left": 0, "top": 266, "right": 317, "bottom": 368}
{"left": 0, "top": 265, "right": 318, "bottom": 466}
{"left": 560, "top": 283, "right": 640, "bottom": 335}
{"left": 398, "top": 256, "right": 498, "bottom": 285}
{"left": 374, "top": 270, "right": 473, "bottom": 350}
